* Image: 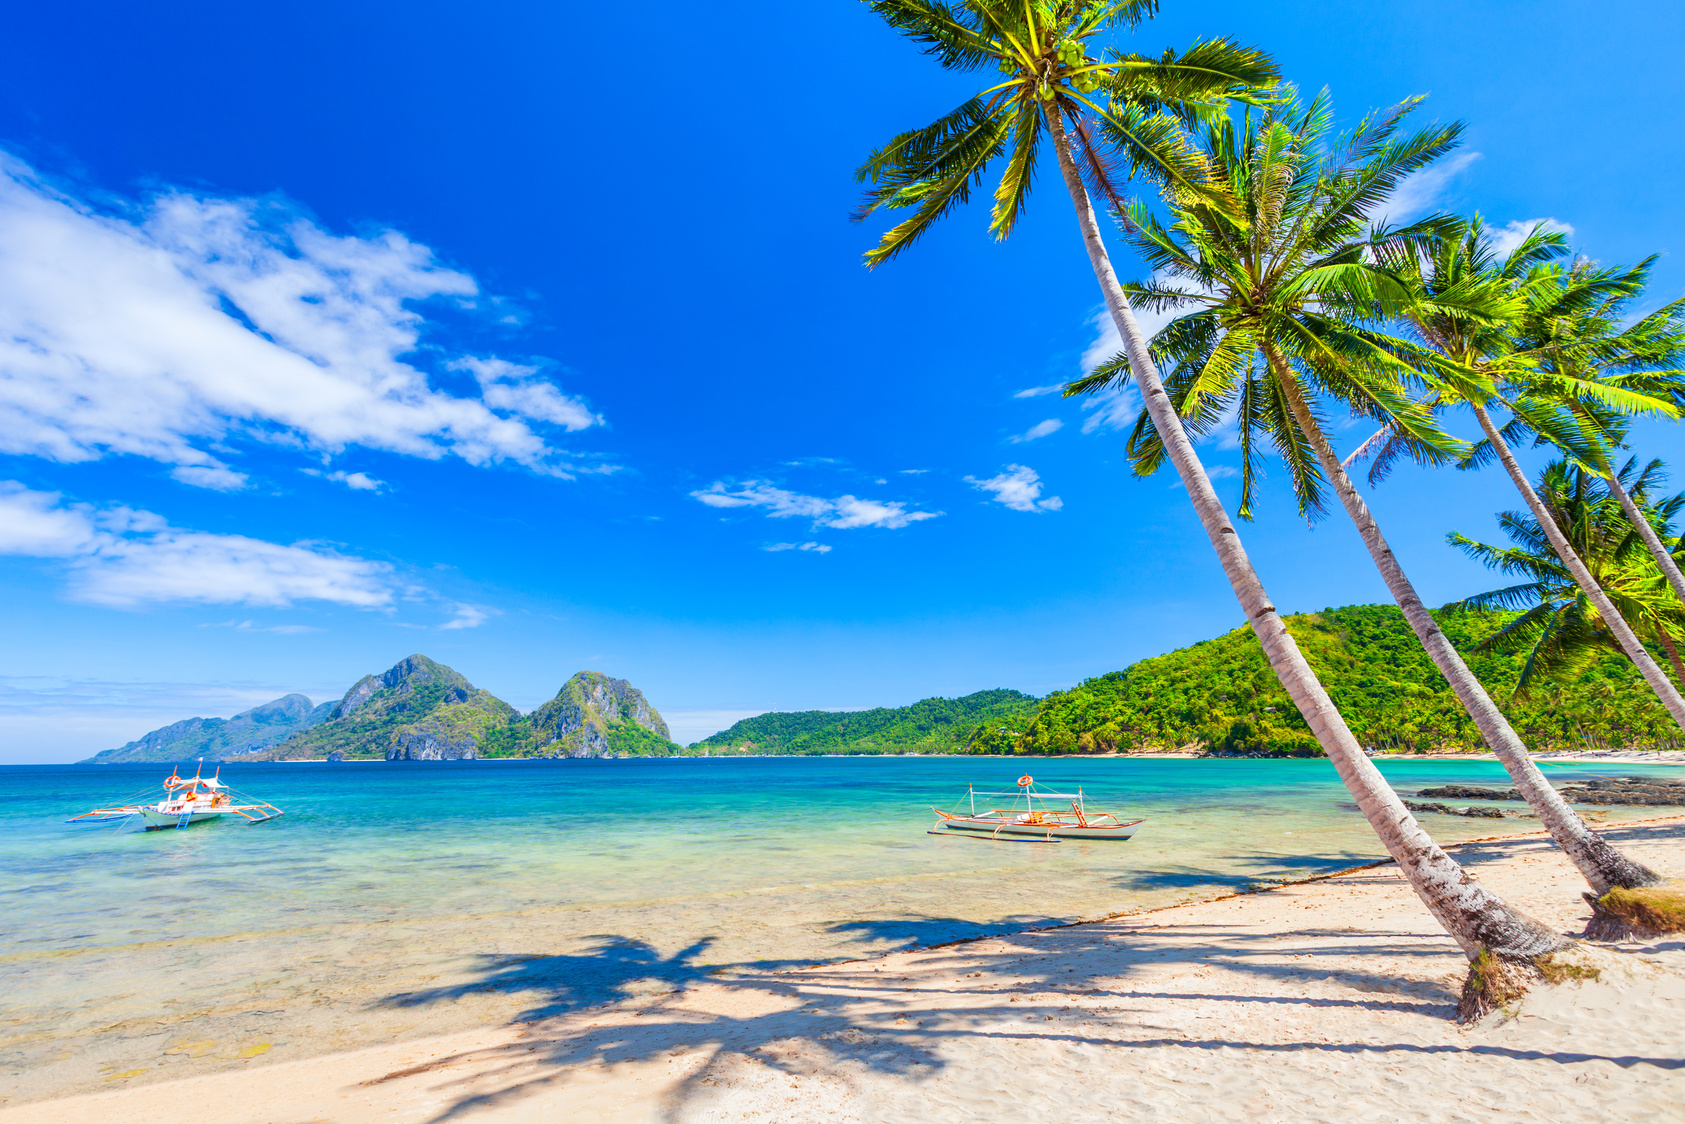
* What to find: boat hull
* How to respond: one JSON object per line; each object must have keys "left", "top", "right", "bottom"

{"left": 935, "top": 816, "right": 1141, "bottom": 841}
{"left": 139, "top": 809, "right": 221, "bottom": 830}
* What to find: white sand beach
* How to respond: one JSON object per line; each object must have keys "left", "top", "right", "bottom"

{"left": 5, "top": 816, "right": 1682, "bottom": 1123}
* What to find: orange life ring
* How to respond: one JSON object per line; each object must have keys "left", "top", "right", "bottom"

{"left": 1017, "top": 775, "right": 1033, "bottom": 787}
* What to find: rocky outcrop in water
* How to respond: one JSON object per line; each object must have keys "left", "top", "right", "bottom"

{"left": 1404, "top": 800, "right": 1509, "bottom": 819}
{"left": 524, "top": 671, "right": 679, "bottom": 758}
{"left": 236, "top": 655, "right": 518, "bottom": 762}
{"left": 81, "top": 693, "right": 336, "bottom": 763}
{"left": 1415, "top": 776, "right": 1685, "bottom": 807}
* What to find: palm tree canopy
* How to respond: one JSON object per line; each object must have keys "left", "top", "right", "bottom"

{"left": 1345, "top": 222, "right": 1683, "bottom": 486}
{"left": 853, "top": 1, "right": 1278, "bottom": 266}
{"left": 1063, "top": 92, "right": 1471, "bottom": 520}
{"left": 1449, "top": 459, "right": 1685, "bottom": 694}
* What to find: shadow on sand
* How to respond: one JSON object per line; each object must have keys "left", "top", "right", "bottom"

{"left": 363, "top": 826, "right": 1685, "bottom": 1122}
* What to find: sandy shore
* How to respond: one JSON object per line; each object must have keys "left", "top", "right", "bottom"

{"left": 6, "top": 818, "right": 1683, "bottom": 1123}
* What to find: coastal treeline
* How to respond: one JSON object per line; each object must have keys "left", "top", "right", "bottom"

{"left": 969, "top": 604, "right": 1677, "bottom": 757}
{"left": 693, "top": 689, "right": 1037, "bottom": 755}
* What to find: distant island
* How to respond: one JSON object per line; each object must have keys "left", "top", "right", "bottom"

{"left": 84, "top": 658, "right": 683, "bottom": 763}
{"left": 81, "top": 604, "right": 1680, "bottom": 764}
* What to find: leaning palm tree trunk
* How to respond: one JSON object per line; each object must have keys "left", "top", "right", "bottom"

{"left": 1472, "top": 404, "right": 1685, "bottom": 729}
{"left": 1265, "top": 350, "right": 1660, "bottom": 893}
{"left": 1043, "top": 108, "right": 1569, "bottom": 987}
{"left": 1603, "top": 470, "right": 1685, "bottom": 610}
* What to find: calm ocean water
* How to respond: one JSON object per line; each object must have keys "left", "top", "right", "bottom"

{"left": 2, "top": 755, "right": 1678, "bottom": 1099}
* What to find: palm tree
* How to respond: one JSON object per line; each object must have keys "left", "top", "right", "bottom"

{"left": 1502, "top": 268, "right": 1685, "bottom": 612}
{"left": 855, "top": 1, "right": 1568, "bottom": 998}
{"left": 1451, "top": 460, "right": 1685, "bottom": 690}
{"left": 1064, "top": 96, "right": 1662, "bottom": 895}
{"left": 1352, "top": 222, "right": 1685, "bottom": 730}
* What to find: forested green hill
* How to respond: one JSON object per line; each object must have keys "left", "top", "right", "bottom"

{"left": 967, "top": 604, "right": 1679, "bottom": 757}
{"left": 692, "top": 689, "right": 1040, "bottom": 755}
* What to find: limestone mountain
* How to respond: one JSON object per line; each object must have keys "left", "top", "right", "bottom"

{"left": 238, "top": 655, "right": 519, "bottom": 761}
{"left": 82, "top": 693, "right": 336, "bottom": 764}
{"left": 518, "top": 671, "right": 680, "bottom": 757}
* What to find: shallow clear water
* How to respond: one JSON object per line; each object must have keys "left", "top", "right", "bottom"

{"left": 1, "top": 756, "right": 1678, "bottom": 1099}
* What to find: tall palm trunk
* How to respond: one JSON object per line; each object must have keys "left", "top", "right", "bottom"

{"left": 1603, "top": 469, "right": 1685, "bottom": 610}
{"left": 1660, "top": 631, "right": 1685, "bottom": 690}
{"left": 1043, "top": 106, "right": 1569, "bottom": 973}
{"left": 1265, "top": 348, "right": 1659, "bottom": 893}
{"left": 1471, "top": 404, "right": 1685, "bottom": 729}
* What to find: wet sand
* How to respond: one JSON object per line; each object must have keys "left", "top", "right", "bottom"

{"left": 6, "top": 817, "right": 1682, "bottom": 1123}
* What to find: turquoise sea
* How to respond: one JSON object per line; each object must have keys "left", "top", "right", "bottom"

{"left": 2, "top": 755, "right": 1680, "bottom": 1100}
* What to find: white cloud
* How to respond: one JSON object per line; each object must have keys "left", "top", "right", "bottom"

{"left": 0, "top": 155, "right": 601, "bottom": 481}
{"left": 1009, "top": 418, "right": 1063, "bottom": 443}
{"left": 965, "top": 465, "right": 1062, "bottom": 513}
{"left": 440, "top": 602, "right": 494, "bottom": 630}
{"left": 170, "top": 464, "right": 249, "bottom": 491}
{"left": 1377, "top": 152, "right": 1481, "bottom": 225}
{"left": 1488, "top": 218, "right": 1575, "bottom": 260}
{"left": 451, "top": 357, "right": 599, "bottom": 432}
{"left": 1014, "top": 385, "right": 1061, "bottom": 398}
{"left": 898, "top": 468, "right": 929, "bottom": 475}
{"left": 304, "top": 468, "right": 387, "bottom": 492}
{"left": 0, "top": 481, "right": 394, "bottom": 608}
{"left": 763, "top": 541, "right": 832, "bottom": 553}
{"left": 691, "top": 481, "right": 941, "bottom": 530}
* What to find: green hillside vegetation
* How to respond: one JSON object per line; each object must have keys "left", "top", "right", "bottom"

{"left": 966, "top": 604, "right": 1680, "bottom": 757}
{"left": 242, "top": 655, "right": 518, "bottom": 761}
{"left": 489, "top": 670, "right": 683, "bottom": 758}
{"left": 692, "top": 689, "right": 1040, "bottom": 755}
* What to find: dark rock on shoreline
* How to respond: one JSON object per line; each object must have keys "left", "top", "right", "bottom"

{"left": 1404, "top": 800, "right": 1508, "bottom": 819}
{"left": 1416, "top": 776, "right": 1685, "bottom": 808}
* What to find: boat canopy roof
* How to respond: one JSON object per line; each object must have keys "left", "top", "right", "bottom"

{"left": 169, "top": 776, "right": 225, "bottom": 788}
{"left": 971, "top": 790, "right": 1083, "bottom": 799}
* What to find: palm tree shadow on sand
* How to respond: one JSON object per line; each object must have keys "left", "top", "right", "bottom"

{"left": 365, "top": 829, "right": 1685, "bottom": 1122}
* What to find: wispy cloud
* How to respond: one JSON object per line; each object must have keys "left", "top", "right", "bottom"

{"left": 692, "top": 481, "right": 942, "bottom": 531}
{"left": 763, "top": 541, "right": 832, "bottom": 553}
{"left": 0, "top": 480, "right": 395, "bottom": 608}
{"left": 966, "top": 465, "right": 1062, "bottom": 513}
{"left": 1013, "top": 385, "right": 1061, "bottom": 398}
{"left": 204, "top": 619, "right": 323, "bottom": 635}
{"left": 0, "top": 153, "right": 603, "bottom": 485}
{"left": 440, "top": 602, "right": 495, "bottom": 630}
{"left": 1488, "top": 218, "right": 1575, "bottom": 260}
{"left": 171, "top": 465, "right": 250, "bottom": 491}
{"left": 303, "top": 468, "right": 387, "bottom": 492}
{"left": 1008, "top": 418, "right": 1063, "bottom": 444}
{"left": 451, "top": 357, "right": 599, "bottom": 432}
{"left": 1378, "top": 152, "right": 1481, "bottom": 224}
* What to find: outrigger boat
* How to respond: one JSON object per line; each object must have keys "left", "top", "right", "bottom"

{"left": 930, "top": 775, "right": 1142, "bottom": 843}
{"left": 67, "top": 762, "right": 284, "bottom": 830}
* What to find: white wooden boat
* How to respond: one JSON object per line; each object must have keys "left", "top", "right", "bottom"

{"left": 931, "top": 776, "right": 1142, "bottom": 842}
{"left": 68, "top": 763, "right": 284, "bottom": 830}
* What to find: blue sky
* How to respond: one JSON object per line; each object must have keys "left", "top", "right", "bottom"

{"left": 1, "top": 1, "right": 1681, "bottom": 761}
